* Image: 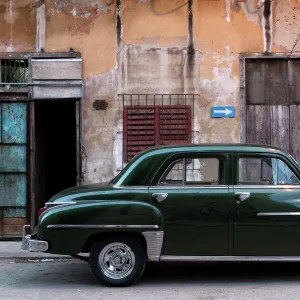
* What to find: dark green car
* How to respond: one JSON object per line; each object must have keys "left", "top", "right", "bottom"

{"left": 22, "top": 144, "right": 300, "bottom": 286}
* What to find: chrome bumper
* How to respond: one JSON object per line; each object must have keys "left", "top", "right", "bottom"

{"left": 21, "top": 225, "right": 48, "bottom": 252}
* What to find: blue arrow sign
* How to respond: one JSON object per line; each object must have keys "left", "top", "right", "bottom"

{"left": 211, "top": 106, "right": 235, "bottom": 118}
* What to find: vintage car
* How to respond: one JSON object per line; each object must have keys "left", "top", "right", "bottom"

{"left": 22, "top": 144, "right": 300, "bottom": 286}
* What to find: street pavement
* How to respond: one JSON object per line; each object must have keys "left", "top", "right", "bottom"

{"left": 1, "top": 256, "right": 300, "bottom": 300}
{"left": 0, "top": 241, "right": 68, "bottom": 259}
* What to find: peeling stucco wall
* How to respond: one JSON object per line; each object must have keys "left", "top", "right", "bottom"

{"left": 45, "top": 1, "right": 116, "bottom": 75}
{"left": 1, "top": 0, "right": 300, "bottom": 183}
{"left": 122, "top": 0, "right": 188, "bottom": 47}
{"left": 273, "top": 0, "right": 300, "bottom": 52}
{"left": 45, "top": 0, "right": 118, "bottom": 184}
{"left": 83, "top": 69, "right": 120, "bottom": 183}
{"left": 0, "top": 0, "right": 36, "bottom": 51}
{"left": 119, "top": 45, "right": 200, "bottom": 94}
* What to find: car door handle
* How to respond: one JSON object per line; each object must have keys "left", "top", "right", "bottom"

{"left": 235, "top": 192, "right": 250, "bottom": 202}
{"left": 152, "top": 193, "right": 168, "bottom": 202}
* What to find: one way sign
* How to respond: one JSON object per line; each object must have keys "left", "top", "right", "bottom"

{"left": 211, "top": 106, "right": 235, "bottom": 118}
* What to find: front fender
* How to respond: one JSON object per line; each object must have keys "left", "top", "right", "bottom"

{"left": 38, "top": 201, "right": 165, "bottom": 254}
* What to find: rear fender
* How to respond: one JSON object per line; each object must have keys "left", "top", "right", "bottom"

{"left": 38, "top": 201, "right": 165, "bottom": 256}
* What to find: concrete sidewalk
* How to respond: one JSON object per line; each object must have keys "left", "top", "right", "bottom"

{"left": 0, "top": 241, "right": 70, "bottom": 260}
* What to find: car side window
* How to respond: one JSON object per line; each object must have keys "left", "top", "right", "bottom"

{"left": 163, "top": 159, "right": 184, "bottom": 185}
{"left": 239, "top": 157, "right": 300, "bottom": 185}
{"left": 159, "top": 157, "right": 222, "bottom": 186}
{"left": 277, "top": 159, "right": 300, "bottom": 185}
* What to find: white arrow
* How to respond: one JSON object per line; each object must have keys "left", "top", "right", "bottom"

{"left": 213, "top": 108, "right": 232, "bottom": 115}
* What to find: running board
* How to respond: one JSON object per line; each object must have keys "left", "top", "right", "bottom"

{"left": 160, "top": 256, "right": 300, "bottom": 262}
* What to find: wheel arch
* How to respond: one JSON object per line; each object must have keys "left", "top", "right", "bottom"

{"left": 82, "top": 230, "right": 164, "bottom": 261}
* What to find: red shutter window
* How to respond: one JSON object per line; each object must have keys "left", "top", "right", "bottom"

{"left": 159, "top": 106, "right": 192, "bottom": 145}
{"left": 123, "top": 105, "right": 192, "bottom": 162}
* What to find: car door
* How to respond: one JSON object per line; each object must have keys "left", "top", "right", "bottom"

{"left": 233, "top": 152, "right": 300, "bottom": 256}
{"left": 149, "top": 152, "right": 233, "bottom": 256}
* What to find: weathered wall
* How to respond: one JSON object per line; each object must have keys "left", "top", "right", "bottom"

{"left": 0, "top": 0, "right": 36, "bottom": 51}
{"left": 45, "top": 0, "right": 118, "bottom": 183}
{"left": 45, "top": 0, "right": 116, "bottom": 74}
{"left": 122, "top": 0, "right": 188, "bottom": 47}
{"left": 1, "top": 0, "right": 300, "bottom": 184}
{"left": 273, "top": 0, "right": 300, "bottom": 51}
{"left": 194, "top": 0, "right": 260, "bottom": 144}
{"left": 193, "top": 0, "right": 289, "bottom": 144}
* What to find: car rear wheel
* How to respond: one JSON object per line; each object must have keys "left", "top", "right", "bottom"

{"left": 89, "top": 236, "right": 147, "bottom": 287}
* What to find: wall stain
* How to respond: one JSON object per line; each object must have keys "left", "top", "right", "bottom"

{"left": 187, "top": 0, "right": 194, "bottom": 55}
{"left": 263, "top": 0, "right": 272, "bottom": 52}
{"left": 116, "top": 0, "right": 122, "bottom": 51}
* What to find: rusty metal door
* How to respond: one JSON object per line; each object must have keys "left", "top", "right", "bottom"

{"left": 245, "top": 59, "right": 300, "bottom": 162}
{"left": 0, "top": 102, "right": 27, "bottom": 237}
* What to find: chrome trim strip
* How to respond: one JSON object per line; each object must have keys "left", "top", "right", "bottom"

{"left": 160, "top": 256, "right": 300, "bottom": 262}
{"left": 112, "top": 183, "right": 229, "bottom": 189}
{"left": 149, "top": 186, "right": 228, "bottom": 190}
{"left": 257, "top": 212, "right": 300, "bottom": 216}
{"left": 45, "top": 202, "right": 75, "bottom": 206}
{"left": 112, "top": 184, "right": 149, "bottom": 189}
{"left": 113, "top": 184, "right": 300, "bottom": 190}
{"left": 40, "top": 202, "right": 76, "bottom": 217}
{"left": 47, "top": 224, "right": 159, "bottom": 229}
{"left": 142, "top": 231, "right": 164, "bottom": 262}
{"left": 235, "top": 185, "right": 300, "bottom": 189}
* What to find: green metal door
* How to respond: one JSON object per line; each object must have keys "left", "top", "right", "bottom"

{"left": 0, "top": 102, "right": 27, "bottom": 236}
{"left": 233, "top": 153, "right": 300, "bottom": 256}
{"left": 149, "top": 153, "right": 232, "bottom": 256}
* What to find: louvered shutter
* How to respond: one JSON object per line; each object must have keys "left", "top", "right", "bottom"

{"left": 124, "top": 105, "right": 192, "bottom": 162}
{"left": 159, "top": 106, "right": 192, "bottom": 145}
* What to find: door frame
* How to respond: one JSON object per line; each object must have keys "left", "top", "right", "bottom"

{"left": 0, "top": 52, "right": 83, "bottom": 235}
{"left": 29, "top": 99, "right": 82, "bottom": 229}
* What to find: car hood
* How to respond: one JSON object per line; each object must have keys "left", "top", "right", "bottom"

{"left": 48, "top": 182, "right": 113, "bottom": 203}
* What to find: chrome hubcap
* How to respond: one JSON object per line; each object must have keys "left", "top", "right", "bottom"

{"left": 99, "top": 242, "right": 135, "bottom": 279}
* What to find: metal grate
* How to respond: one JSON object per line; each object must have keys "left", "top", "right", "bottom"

{"left": 121, "top": 94, "right": 196, "bottom": 162}
{"left": 1, "top": 59, "right": 29, "bottom": 86}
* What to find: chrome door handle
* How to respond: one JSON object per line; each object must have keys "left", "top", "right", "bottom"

{"left": 235, "top": 192, "right": 250, "bottom": 202}
{"left": 152, "top": 193, "right": 168, "bottom": 202}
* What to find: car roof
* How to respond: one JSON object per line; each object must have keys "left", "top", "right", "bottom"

{"left": 138, "top": 143, "right": 286, "bottom": 156}
{"left": 112, "top": 143, "right": 289, "bottom": 186}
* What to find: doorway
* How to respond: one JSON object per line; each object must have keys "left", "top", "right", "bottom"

{"left": 34, "top": 100, "right": 77, "bottom": 220}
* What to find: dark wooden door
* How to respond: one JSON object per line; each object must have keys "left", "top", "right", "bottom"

{"left": 245, "top": 59, "right": 300, "bottom": 162}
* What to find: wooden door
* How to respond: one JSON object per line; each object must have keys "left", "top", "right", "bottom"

{"left": 0, "top": 102, "right": 27, "bottom": 237}
{"left": 245, "top": 59, "right": 300, "bottom": 162}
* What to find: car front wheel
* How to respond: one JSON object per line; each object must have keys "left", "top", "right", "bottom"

{"left": 89, "top": 236, "right": 147, "bottom": 287}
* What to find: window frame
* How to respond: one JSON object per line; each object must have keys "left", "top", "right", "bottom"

{"left": 236, "top": 154, "right": 300, "bottom": 186}
{"left": 159, "top": 158, "right": 184, "bottom": 186}
{"left": 276, "top": 159, "right": 300, "bottom": 185}
{"left": 152, "top": 153, "right": 228, "bottom": 187}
